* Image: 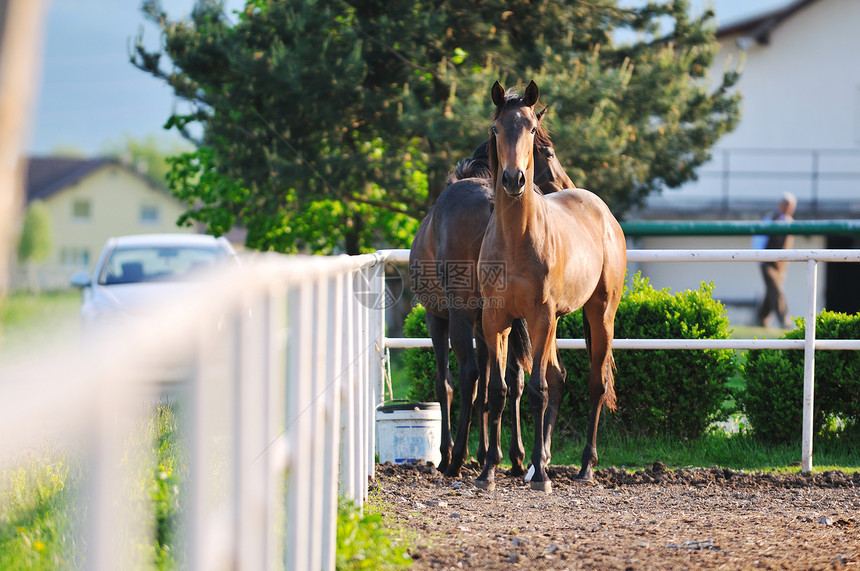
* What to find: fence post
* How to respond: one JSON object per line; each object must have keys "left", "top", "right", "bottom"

{"left": 321, "top": 274, "right": 344, "bottom": 571}
{"left": 802, "top": 259, "right": 818, "bottom": 474}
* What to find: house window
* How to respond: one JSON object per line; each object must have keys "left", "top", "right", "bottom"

{"left": 72, "top": 199, "right": 91, "bottom": 220}
{"left": 140, "top": 204, "right": 160, "bottom": 224}
{"left": 60, "top": 248, "right": 90, "bottom": 266}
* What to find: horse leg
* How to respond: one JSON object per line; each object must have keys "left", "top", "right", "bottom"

{"left": 446, "top": 310, "right": 480, "bottom": 477}
{"left": 505, "top": 350, "right": 525, "bottom": 476}
{"left": 475, "top": 332, "right": 490, "bottom": 466}
{"left": 426, "top": 310, "right": 454, "bottom": 473}
{"left": 577, "top": 298, "right": 618, "bottom": 482}
{"left": 525, "top": 315, "right": 555, "bottom": 492}
{"left": 475, "top": 318, "right": 511, "bottom": 490}
{"left": 540, "top": 351, "right": 566, "bottom": 468}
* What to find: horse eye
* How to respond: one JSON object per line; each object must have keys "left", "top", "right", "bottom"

{"left": 531, "top": 126, "right": 537, "bottom": 135}
{"left": 490, "top": 125, "right": 498, "bottom": 134}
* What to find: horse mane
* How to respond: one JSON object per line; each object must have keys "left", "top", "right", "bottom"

{"left": 447, "top": 141, "right": 492, "bottom": 184}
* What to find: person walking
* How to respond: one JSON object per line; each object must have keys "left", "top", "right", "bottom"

{"left": 752, "top": 192, "right": 797, "bottom": 328}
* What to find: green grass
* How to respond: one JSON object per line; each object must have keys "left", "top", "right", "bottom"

{"left": 337, "top": 494, "right": 412, "bottom": 570}
{"left": 448, "top": 407, "right": 859, "bottom": 474}
{"left": 0, "top": 453, "right": 83, "bottom": 570}
{"left": 0, "top": 401, "right": 411, "bottom": 570}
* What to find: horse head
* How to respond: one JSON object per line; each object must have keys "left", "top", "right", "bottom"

{"left": 489, "top": 80, "right": 543, "bottom": 198}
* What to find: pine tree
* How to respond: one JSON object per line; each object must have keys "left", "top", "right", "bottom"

{"left": 133, "top": 0, "right": 740, "bottom": 253}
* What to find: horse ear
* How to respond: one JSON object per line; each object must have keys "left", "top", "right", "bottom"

{"left": 492, "top": 81, "right": 505, "bottom": 107}
{"left": 523, "top": 80, "right": 539, "bottom": 107}
{"left": 536, "top": 105, "right": 549, "bottom": 122}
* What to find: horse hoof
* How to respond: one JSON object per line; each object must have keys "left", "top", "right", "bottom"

{"left": 444, "top": 466, "right": 462, "bottom": 478}
{"left": 509, "top": 464, "right": 526, "bottom": 478}
{"left": 474, "top": 479, "right": 496, "bottom": 491}
{"left": 530, "top": 480, "right": 552, "bottom": 493}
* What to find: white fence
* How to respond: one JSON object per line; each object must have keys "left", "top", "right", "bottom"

{"left": 0, "top": 252, "right": 386, "bottom": 571}
{"left": 1, "top": 247, "right": 858, "bottom": 570}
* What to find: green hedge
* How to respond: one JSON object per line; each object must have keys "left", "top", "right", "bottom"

{"left": 404, "top": 273, "right": 739, "bottom": 440}
{"left": 557, "top": 273, "right": 737, "bottom": 439}
{"left": 741, "top": 310, "right": 860, "bottom": 443}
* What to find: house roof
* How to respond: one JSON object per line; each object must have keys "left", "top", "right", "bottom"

{"left": 26, "top": 156, "right": 119, "bottom": 203}
{"left": 25, "top": 156, "right": 172, "bottom": 204}
{"left": 717, "top": 0, "right": 820, "bottom": 45}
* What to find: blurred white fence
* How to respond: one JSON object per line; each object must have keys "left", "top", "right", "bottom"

{"left": 2, "top": 247, "right": 859, "bottom": 570}
{"left": 0, "top": 251, "right": 387, "bottom": 571}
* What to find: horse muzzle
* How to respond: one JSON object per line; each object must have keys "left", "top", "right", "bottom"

{"left": 502, "top": 168, "right": 526, "bottom": 197}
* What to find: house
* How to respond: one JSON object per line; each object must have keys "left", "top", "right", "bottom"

{"left": 15, "top": 156, "right": 197, "bottom": 290}
{"left": 632, "top": 0, "right": 860, "bottom": 324}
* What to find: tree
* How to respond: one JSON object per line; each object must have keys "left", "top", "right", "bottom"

{"left": 132, "top": 0, "right": 740, "bottom": 254}
{"left": 17, "top": 200, "right": 53, "bottom": 292}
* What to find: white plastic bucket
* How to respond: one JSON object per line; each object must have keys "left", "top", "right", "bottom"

{"left": 375, "top": 401, "right": 441, "bottom": 465}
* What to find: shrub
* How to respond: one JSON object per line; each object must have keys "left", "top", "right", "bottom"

{"left": 558, "top": 273, "right": 737, "bottom": 440}
{"left": 404, "top": 273, "right": 739, "bottom": 441}
{"left": 741, "top": 310, "right": 860, "bottom": 443}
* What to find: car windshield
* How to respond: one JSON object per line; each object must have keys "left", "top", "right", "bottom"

{"left": 99, "top": 245, "right": 227, "bottom": 285}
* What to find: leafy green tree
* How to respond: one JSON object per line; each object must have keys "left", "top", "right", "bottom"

{"left": 17, "top": 200, "right": 52, "bottom": 265}
{"left": 17, "top": 200, "right": 53, "bottom": 293}
{"left": 132, "top": 0, "right": 739, "bottom": 253}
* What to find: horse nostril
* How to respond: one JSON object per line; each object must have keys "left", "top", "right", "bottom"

{"left": 516, "top": 171, "right": 525, "bottom": 188}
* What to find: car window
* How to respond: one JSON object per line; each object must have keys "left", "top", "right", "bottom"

{"left": 99, "top": 246, "right": 227, "bottom": 285}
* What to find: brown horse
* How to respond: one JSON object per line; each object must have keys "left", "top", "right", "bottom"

{"left": 477, "top": 80, "right": 627, "bottom": 491}
{"left": 409, "top": 132, "right": 575, "bottom": 477}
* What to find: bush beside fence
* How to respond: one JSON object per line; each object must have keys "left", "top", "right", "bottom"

{"left": 742, "top": 310, "right": 860, "bottom": 443}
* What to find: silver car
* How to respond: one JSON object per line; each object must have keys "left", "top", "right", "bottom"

{"left": 70, "top": 233, "right": 238, "bottom": 326}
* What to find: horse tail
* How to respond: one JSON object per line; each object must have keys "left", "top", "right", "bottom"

{"left": 604, "top": 348, "right": 618, "bottom": 412}
{"left": 582, "top": 311, "right": 617, "bottom": 412}
{"left": 509, "top": 318, "right": 532, "bottom": 374}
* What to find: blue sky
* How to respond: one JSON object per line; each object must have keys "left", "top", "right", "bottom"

{"left": 29, "top": 0, "right": 790, "bottom": 157}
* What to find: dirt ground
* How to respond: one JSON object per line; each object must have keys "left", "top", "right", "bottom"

{"left": 373, "top": 461, "right": 860, "bottom": 570}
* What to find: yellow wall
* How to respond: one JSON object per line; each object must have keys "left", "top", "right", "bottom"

{"left": 41, "top": 164, "right": 195, "bottom": 272}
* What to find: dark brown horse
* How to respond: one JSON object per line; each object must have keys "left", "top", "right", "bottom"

{"left": 409, "top": 132, "right": 575, "bottom": 477}
{"left": 477, "top": 80, "right": 626, "bottom": 491}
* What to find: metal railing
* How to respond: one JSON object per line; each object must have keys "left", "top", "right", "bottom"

{"left": 646, "top": 148, "right": 860, "bottom": 213}
{"left": 380, "top": 248, "right": 860, "bottom": 475}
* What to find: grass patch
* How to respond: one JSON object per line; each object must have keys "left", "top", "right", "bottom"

{"left": 451, "top": 412, "right": 859, "bottom": 474}
{"left": 338, "top": 492, "right": 412, "bottom": 570}
{"left": 0, "top": 452, "right": 84, "bottom": 569}
{"left": 0, "top": 402, "right": 414, "bottom": 569}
